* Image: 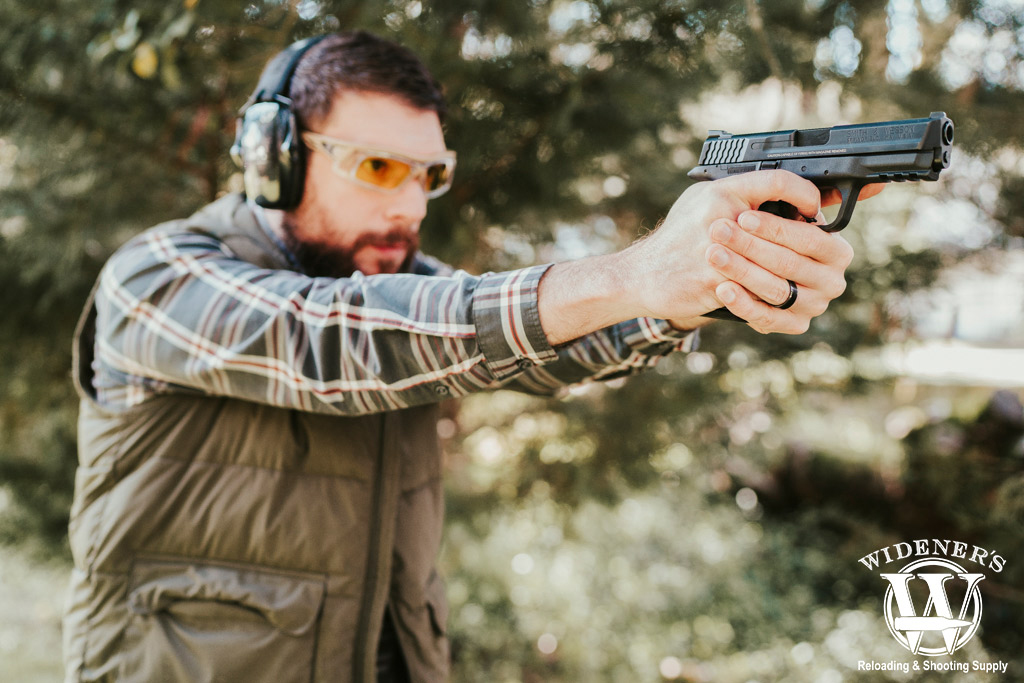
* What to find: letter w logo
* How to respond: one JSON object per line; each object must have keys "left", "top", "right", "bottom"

{"left": 880, "top": 568, "right": 985, "bottom": 655}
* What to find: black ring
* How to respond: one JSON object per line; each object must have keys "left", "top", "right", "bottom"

{"left": 773, "top": 280, "right": 798, "bottom": 310}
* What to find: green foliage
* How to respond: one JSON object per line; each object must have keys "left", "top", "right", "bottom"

{"left": 2, "top": 0, "right": 1023, "bottom": 679}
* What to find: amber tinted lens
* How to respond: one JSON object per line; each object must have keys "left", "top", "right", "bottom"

{"left": 355, "top": 157, "right": 412, "bottom": 189}
{"left": 424, "top": 163, "right": 451, "bottom": 192}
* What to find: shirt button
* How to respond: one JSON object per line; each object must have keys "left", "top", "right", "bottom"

{"left": 518, "top": 359, "right": 534, "bottom": 370}
{"left": 434, "top": 384, "right": 450, "bottom": 396}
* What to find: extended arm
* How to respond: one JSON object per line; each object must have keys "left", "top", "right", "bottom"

{"left": 92, "top": 225, "right": 693, "bottom": 415}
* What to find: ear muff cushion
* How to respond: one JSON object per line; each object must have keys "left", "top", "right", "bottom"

{"left": 232, "top": 35, "right": 328, "bottom": 209}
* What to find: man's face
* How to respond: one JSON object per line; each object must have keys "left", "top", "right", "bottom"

{"left": 284, "top": 90, "right": 448, "bottom": 277}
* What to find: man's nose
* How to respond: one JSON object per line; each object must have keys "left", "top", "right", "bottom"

{"left": 384, "top": 175, "right": 429, "bottom": 225}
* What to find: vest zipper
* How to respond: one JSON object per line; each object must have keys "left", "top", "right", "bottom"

{"left": 352, "top": 414, "right": 401, "bottom": 682}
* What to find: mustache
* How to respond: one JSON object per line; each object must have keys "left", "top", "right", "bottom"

{"left": 352, "top": 227, "right": 419, "bottom": 251}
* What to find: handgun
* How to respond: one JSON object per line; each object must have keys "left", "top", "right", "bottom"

{"left": 687, "top": 111, "right": 954, "bottom": 321}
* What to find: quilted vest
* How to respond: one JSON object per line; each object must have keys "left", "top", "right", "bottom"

{"left": 64, "top": 195, "right": 449, "bottom": 682}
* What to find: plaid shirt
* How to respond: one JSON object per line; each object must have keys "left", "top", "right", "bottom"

{"left": 91, "top": 202, "right": 698, "bottom": 415}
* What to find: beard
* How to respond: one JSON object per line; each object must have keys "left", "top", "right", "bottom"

{"left": 280, "top": 216, "right": 420, "bottom": 278}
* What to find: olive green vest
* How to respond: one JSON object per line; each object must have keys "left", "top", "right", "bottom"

{"left": 64, "top": 195, "right": 449, "bottom": 682}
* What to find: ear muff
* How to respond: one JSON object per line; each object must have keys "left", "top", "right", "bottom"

{"left": 230, "top": 35, "right": 327, "bottom": 209}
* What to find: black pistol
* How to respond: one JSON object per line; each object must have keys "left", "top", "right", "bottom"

{"left": 688, "top": 111, "right": 954, "bottom": 321}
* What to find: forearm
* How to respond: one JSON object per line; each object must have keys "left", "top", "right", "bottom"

{"left": 536, "top": 254, "right": 629, "bottom": 345}
{"left": 536, "top": 243, "right": 712, "bottom": 347}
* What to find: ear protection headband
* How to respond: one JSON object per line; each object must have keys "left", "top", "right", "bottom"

{"left": 230, "top": 35, "right": 328, "bottom": 209}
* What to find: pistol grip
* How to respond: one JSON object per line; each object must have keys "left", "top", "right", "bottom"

{"left": 757, "top": 200, "right": 810, "bottom": 222}
{"left": 703, "top": 307, "right": 745, "bottom": 322}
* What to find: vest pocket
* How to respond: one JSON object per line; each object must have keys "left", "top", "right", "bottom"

{"left": 119, "top": 558, "right": 326, "bottom": 683}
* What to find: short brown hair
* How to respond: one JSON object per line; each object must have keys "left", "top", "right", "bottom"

{"left": 289, "top": 30, "right": 446, "bottom": 130}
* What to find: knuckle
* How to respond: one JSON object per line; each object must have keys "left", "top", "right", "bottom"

{"left": 704, "top": 270, "right": 727, "bottom": 291}
{"left": 822, "top": 234, "right": 854, "bottom": 268}
{"left": 764, "top": 215, "right": 786, "bottom": 244}
{"left": 766, "top": 169, "right": 788, "bottom": 196}
{"left": 745, "top": 312, "right": 771, "bottom": 334}
{"left": 706, "top": 182, "right": 729, "bottom": 205}
{"left": 729, "top": 222, "right": 753, "bottom": 253}
{"left": 753, "top": 308, "right": 776, "bottom": 330}
{"left": 822, "top": 274, "right": 847, "bottom": 300}
{"left": 774, "top": 280, "right": 792, "bottom": 306}
{"left": 810, "top": 299, "right": 829, "bottom": 317}
{"left": 731, "top": 256, "right": 752, "bottom": 280}
{"left": 837, "top": 236, "right": 855, "bottom": 266}
{"left": 832, "top": 275, "right": 848, "bottom": 298}
{"left": 777, "top": 250, "right": 800, "bottom": 277}
{"left": 778, "top": 315, "right": 810, "bottom": 335}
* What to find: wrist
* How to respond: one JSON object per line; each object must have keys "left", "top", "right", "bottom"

{"left": 537, "top": 252, "right": 636, "bottom": 345}
{"left": 617, "top": 237, "right": 721, "bottom": 323}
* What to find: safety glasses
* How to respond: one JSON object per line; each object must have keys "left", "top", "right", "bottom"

{"left": 302, "top": 132, "right": 457, "bottom": 199}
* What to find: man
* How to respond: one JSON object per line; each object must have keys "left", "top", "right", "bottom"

{"left": 64, "top": 30, "right": 869, "bottom": 683}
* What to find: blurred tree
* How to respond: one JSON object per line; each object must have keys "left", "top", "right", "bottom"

{"left": 1, "top": 0, "right": 1023, "bottom": 679}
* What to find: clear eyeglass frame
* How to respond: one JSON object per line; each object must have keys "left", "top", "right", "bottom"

{"left": 302, "top": 132, "right": 457, "bottom": 199}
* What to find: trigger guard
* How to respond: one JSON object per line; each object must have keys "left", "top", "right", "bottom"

{"left": 818, "top": 182, "right": 863, "bottom": 232}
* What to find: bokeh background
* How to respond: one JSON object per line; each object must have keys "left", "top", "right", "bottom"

{"left": 2, "top": 1, "right": 1023, "bottom": 681}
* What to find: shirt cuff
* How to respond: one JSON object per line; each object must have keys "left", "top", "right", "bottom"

{"left": 625, "top": 317, "right": 701, "bottom": 353}
{"left": 473, "top": 265, "right": 559, "bottom": 380}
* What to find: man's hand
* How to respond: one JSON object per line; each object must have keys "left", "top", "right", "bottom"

{"left": 698, "top": 180, "right": 882, "bottom": 333}
{"left": 537, "top": 170, "right": 878, "bottom": 344}
{"left": 622, "top": 169, "right": 860, "bottom": 334}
